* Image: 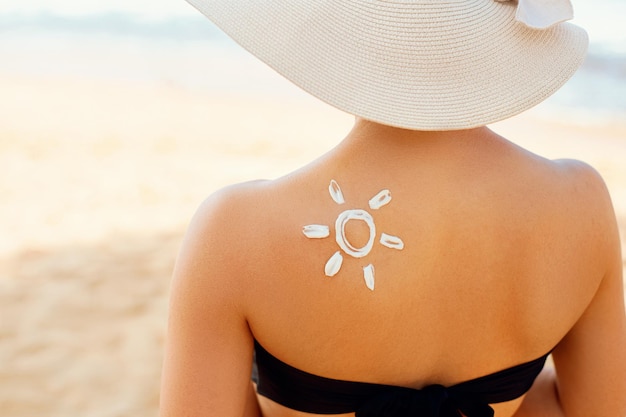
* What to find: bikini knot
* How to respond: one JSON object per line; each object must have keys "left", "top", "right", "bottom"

{"left": 354, "top": 384, "right": 461, "bottom": 417}
{"left": 423, "top": 384, "right": 451, "bottom": 415}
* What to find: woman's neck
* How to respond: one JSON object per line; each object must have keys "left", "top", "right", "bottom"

{"left": 336, "top": 118, "right": 499, "bottom": 159}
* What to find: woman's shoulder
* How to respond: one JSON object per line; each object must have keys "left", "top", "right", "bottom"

{"left": 543, "top": 158, "right": 615, "bottom": 221}
{"left": 175, "top": 179, "right": 276, "bottom": 283}
{"left": 549, "top": 157, "right": 608, "bottom": 188}
{"left": 190, "top": 179, "right": 279, "bottom": 236}
{"left": 517, "top": 156, "right": 617, "bottom": 265}
{"left": 197, "top": 179, "right": 273, "bottom": 213}
{"left": 500, "top": 141, "right": 614, "bottom": 220}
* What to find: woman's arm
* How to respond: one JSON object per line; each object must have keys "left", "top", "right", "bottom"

{"left": 514, "top": 255, "right": 626, "bottom": 417}
{"left": 512, "top": 368, "right": 564, "bottom": 417}
{"left": 514, "top": 164, "right": 626, "bottom": 417}
{"left": 550, "top": 250, "right": 626, "bottom": 416}
{"left": 160, "top": 187, "right": 261, "bottom": 417}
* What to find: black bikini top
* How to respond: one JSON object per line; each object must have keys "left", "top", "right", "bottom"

{"left": 253, "top": 340, "right": 549, "bottom": 417}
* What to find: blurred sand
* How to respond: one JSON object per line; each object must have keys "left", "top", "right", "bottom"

{"left": 0, "top": 73, "right": 624, "bottom": 417}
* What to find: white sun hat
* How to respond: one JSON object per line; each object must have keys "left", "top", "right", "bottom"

{"left": 184, "top": 0, "right": 588, "bottom": 130}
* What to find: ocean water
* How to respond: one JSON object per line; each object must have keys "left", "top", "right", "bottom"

{"left": 1, "top": 1, "right": 625, "bottom": 126}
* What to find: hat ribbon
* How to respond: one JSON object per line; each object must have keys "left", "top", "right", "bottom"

{"left": 495, "top": 0, "right": 574, "bottom": 29}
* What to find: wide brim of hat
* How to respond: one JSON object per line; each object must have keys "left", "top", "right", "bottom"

{"left": 185, "top": 0, "right": 588, "bottom": 130}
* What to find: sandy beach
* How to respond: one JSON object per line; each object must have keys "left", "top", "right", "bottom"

{"left": 0, "top": 73, "right": 625, "bottom": 417}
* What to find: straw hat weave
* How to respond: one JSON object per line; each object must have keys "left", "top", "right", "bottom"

{"left": 184, "top": 0, "right": 588, "bottom": 130}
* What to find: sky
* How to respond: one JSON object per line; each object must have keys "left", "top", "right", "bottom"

{"left": 0, "top": 0, "right": 195, "bottom": 19}
{"left": 0, "top": 0, "right": 623, "bottom": 118}
{"left": 0, "top": 0, "right": 624, "bottom": 52}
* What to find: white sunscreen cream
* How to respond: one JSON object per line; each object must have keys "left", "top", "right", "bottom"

{"left": 302, "top": 180, "right": 404, "bottom": 290}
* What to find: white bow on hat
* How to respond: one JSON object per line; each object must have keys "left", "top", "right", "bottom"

{"left": 496, "top": 0, "right": 574, "bottom": 29}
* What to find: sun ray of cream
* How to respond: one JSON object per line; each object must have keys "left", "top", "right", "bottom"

{"left": 380, "top": 233, "right": 404, "bottom": 250}
{"left": 325, "top": 251, "right": 343, "bottom": 277}
{"left": 329, "top": 180, "right": 345, "bottom": 205}
{"left": 369, "top": 189, "right": 392, "bottom": 210}
{"left": 302, "top": 224, "right": 330, "bottom": 238}
{"left": 363, "top": 264, "right": 375, "bottom": 290}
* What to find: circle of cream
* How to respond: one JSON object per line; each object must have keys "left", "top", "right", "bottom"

{"left": 335, "top": 209, "right": 376, "bottom": 258}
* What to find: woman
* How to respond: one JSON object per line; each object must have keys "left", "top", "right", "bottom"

{"left": 160, "top": 1, "right": 626, "bottom": 416}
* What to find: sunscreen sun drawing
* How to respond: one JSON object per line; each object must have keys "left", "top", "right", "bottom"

{"left": 302, "top": 180, "right": 404, "bottom": 291}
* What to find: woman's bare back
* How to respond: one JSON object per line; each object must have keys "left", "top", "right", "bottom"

{"left": 160, "top": 122, "right": 626, "bottom": 417}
